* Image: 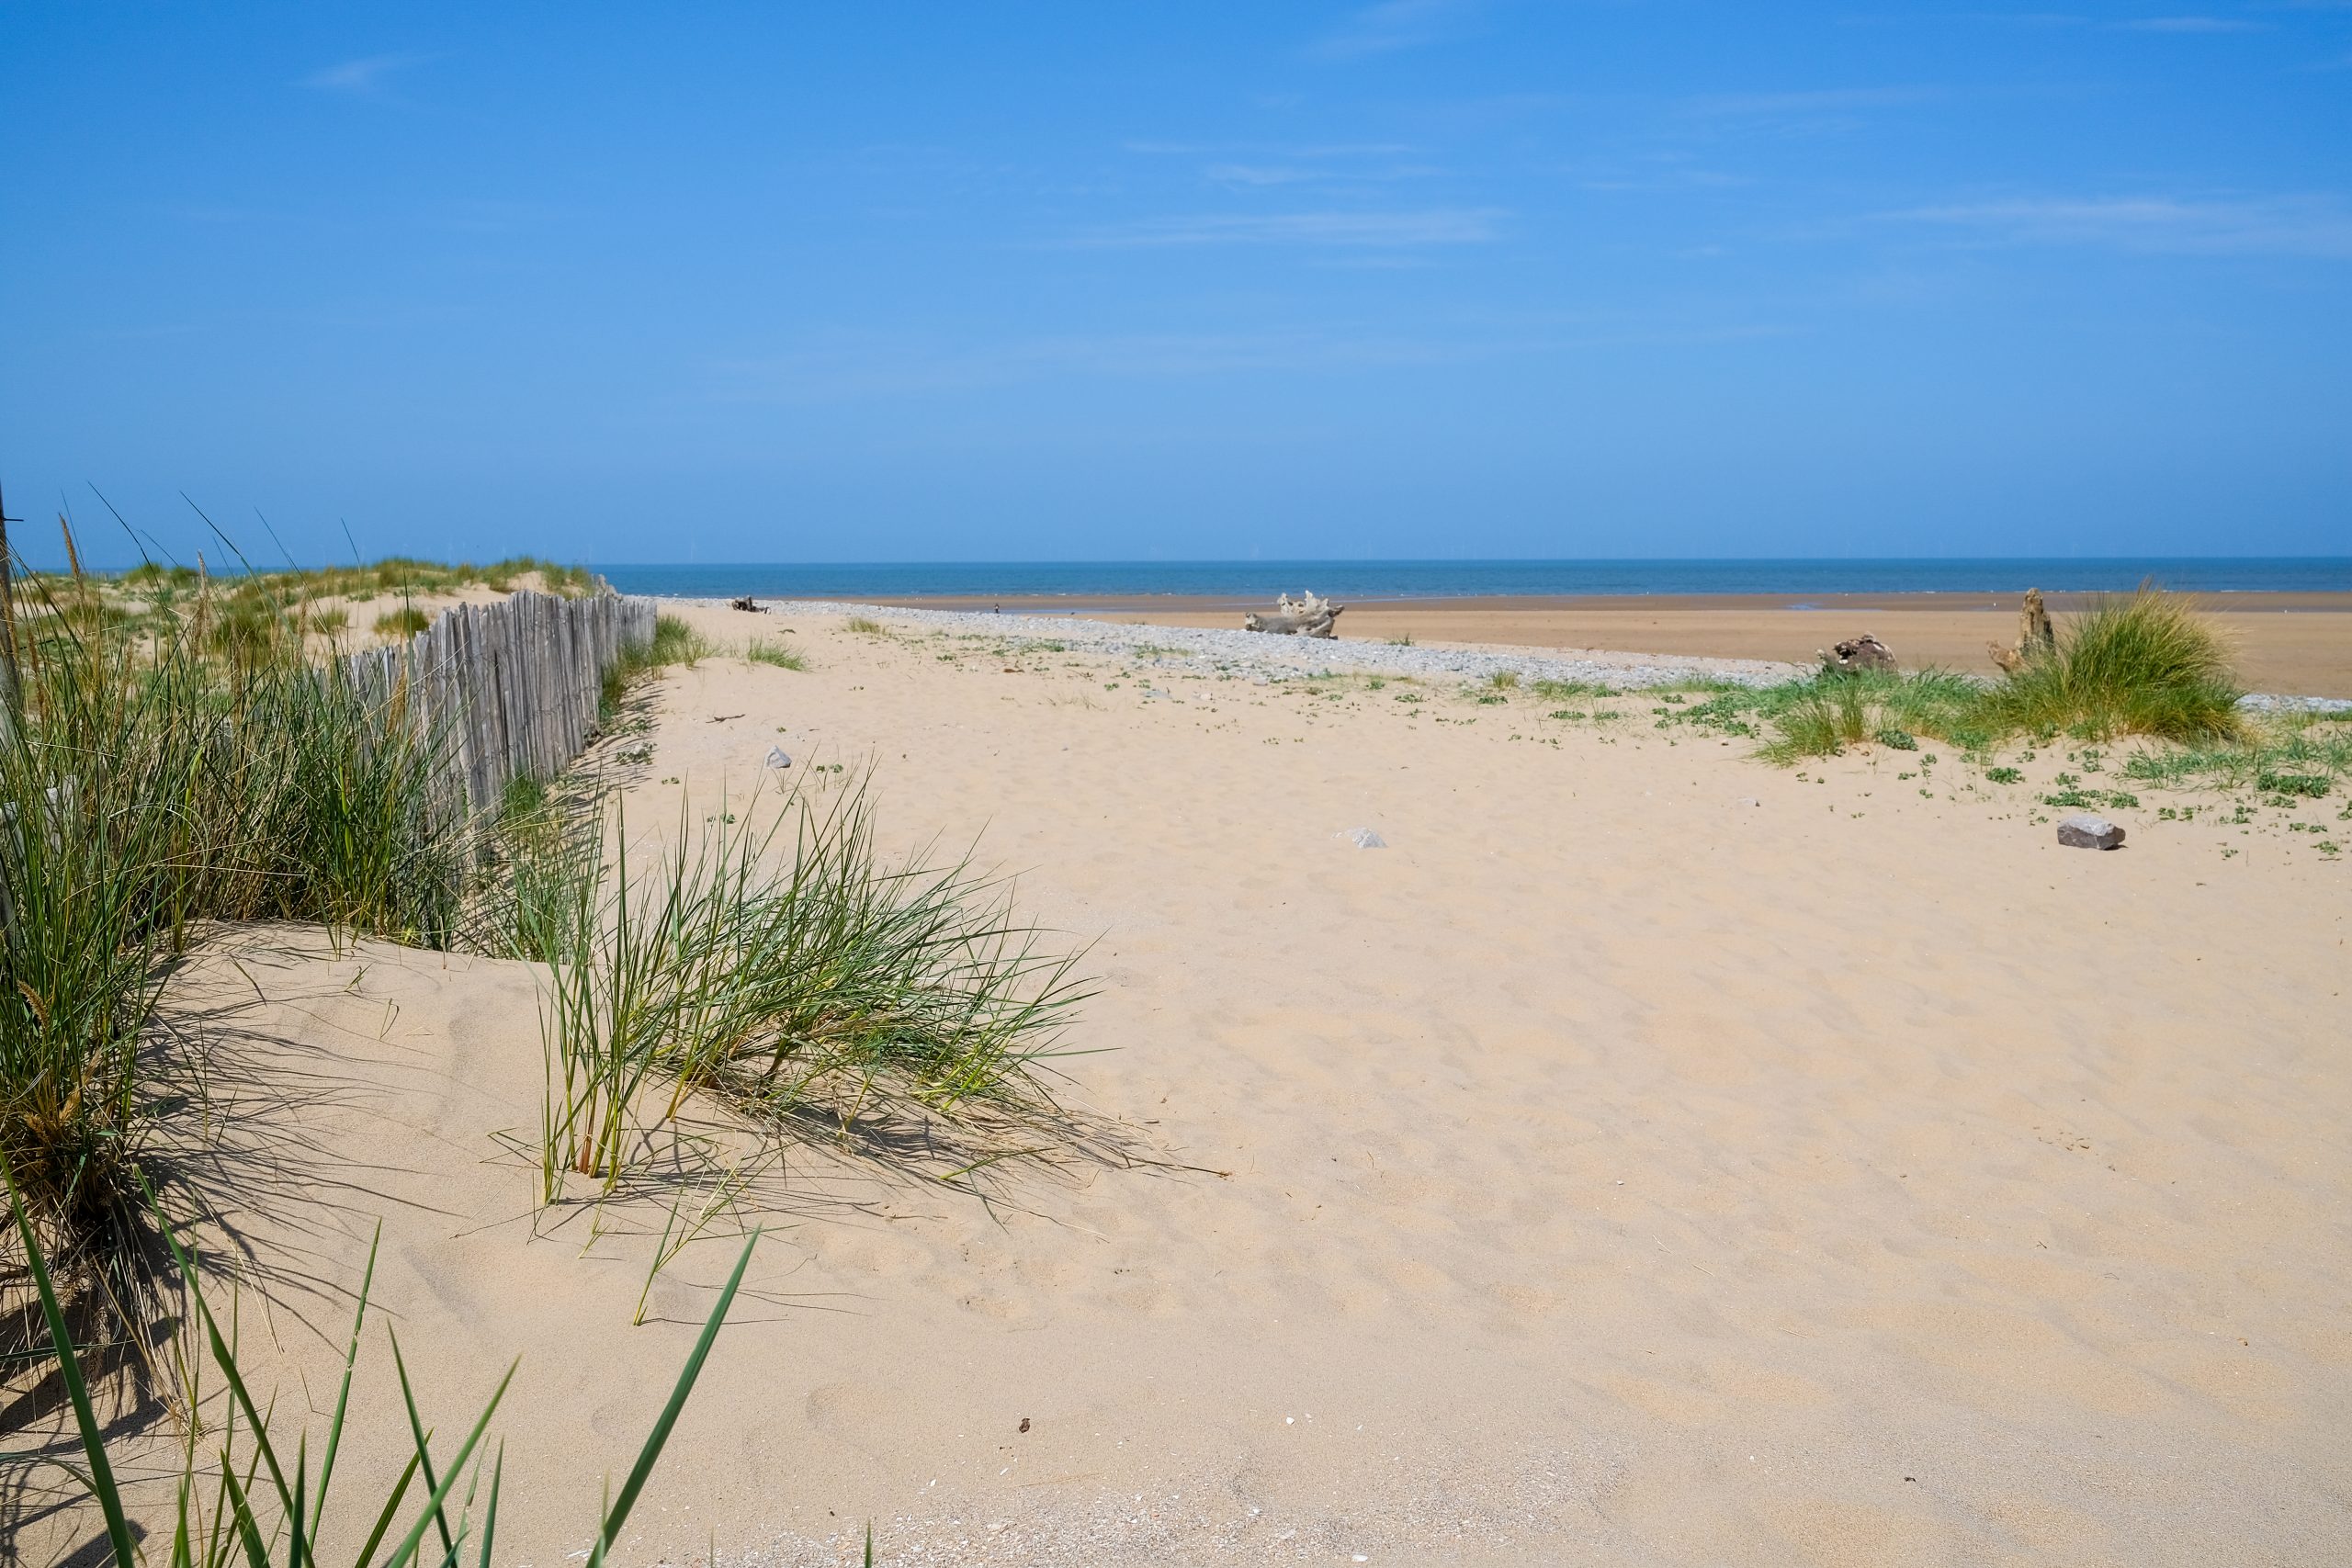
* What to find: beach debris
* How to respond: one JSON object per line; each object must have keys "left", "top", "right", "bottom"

{"left": 729, "top": 594, "right": 763, "bottom": 613}
{"left": 1339, "top": 827, "right": 1386, "bottom": 849}
{"left": 765, "top": 745, "right": 792, "bottom": 769}
{"left": 1245, "top": 590, "right": 1344, "bottom": 638}
{"left": 2055, "top": 813, "right": 2124, "bottom": 850}
{"left": 1817, "top": 633, "right": 1895, "bottom": 673}
{"left": 1990, "top": 587, "right": 2056, "bottom": 672}
{"left": 709, "top": 712, "right": 744, "bottom": 723}
{"left": 1019, "top": 1417, "right": 1031, "bottom": 1433}
{"left": 1736, "top": 796, "right": 1761, "bottom": 807}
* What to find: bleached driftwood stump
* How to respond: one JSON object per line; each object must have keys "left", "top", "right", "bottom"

{"left": 1243, "top": 590, "right": 1345, "bottom": 638}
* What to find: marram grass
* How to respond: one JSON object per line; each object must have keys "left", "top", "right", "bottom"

{"left": 1, "top": 566, "right": 465, "bottom": 1304}
{"left": 1975, "top": 585, "right": 2245, "bottom": 744}
{"left": 8, "top": 1165, "right": 757, "bottom": 1568}
{"left": 538, "top": 776, "right": 1090, "bottom": 1200}
{"left": 1658, "top": 588, "right": 2251, "bottom": 762}
{"left": 742, "top": 637, "right": 808, "bottom": 671}
{"left": 599, "top": 613, "right": 713, "bottom": 716}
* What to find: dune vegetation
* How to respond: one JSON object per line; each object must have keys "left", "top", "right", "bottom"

{"left": 1657, "top": 588, "right": 2302, "bottom": 772}
{"left": 533, "top": 784, "right": 1088, "bottom": 1204}
{"left": 2, "top": 552, "right": 1087, "bottom": 1393}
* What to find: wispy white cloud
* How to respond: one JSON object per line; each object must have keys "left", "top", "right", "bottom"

{"left": 1682, "top": 85, "right": 1944, "bottom": 118}
{"left": 1202, "top": 156, "right": 1436, "bottom": 188}
{"left": 1889, "top": 196, "right": 2352, "bottom": 257}
{"left": 1061, "top": 209, "right": 1503, "bottom": 249}
{"left": 702, "top": 315, "right": 1790, "bottom": 402}
{"left": 1311, "top": 0, "right": 1478, "bottom": 59}
{"left": 301, "top": 52, "right": 429, "bottom": 95}
{"left": 1204, "top": 164, "right": 1325, "bottom": 187}
{"left": 709, "top": 331, "right": 1491, "bottom": 399}
{"left": 1125, "top": 140, "right": 1416, "bottom": 160}
{"left": 2119, "top": 15, "right": 2264, "bottom": 31}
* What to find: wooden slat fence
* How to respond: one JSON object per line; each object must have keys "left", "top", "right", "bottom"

{"left": 338, "top": 590, "right": 656, "bottom": 818}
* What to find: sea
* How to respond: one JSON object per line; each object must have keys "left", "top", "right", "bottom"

{"left": 598, "top": 558, "right": 2352, "bottom": 605}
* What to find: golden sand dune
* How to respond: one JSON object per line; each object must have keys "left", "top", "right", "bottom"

{"left": 57, "top": 604, "right": 2352, "bottom": 1567}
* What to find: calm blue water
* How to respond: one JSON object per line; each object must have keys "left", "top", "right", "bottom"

{"left": 600, "top": 558, "right": 2352, "bottom": 604}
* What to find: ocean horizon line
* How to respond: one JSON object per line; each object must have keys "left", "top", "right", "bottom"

{"left": 597, "top": 556, "right": 2352, "bottom": 603}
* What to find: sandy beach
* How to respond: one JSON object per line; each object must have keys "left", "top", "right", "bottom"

{"left": 37, "top": 599, "right": 2345, "bottom": 1568}
{"left": 854, "top": 592, "right": 2352, "bottom": 701}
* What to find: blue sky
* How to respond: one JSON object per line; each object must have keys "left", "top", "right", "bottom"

{"left": 4, "top": 2, "right": 2348, "bottom": 567}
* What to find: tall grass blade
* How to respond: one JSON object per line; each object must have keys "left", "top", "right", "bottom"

{"left": 307, "top": 1223, "right": 380, "bottom": 1555}
{"left": 374, "top": 1359, "right": 516, "bottom": 1568}
{"left": 588, "top": 1228, "right": 761, "bottom": 1568}
{"left": 389, "top": 1328, "right": 457, "bottom": 1559}
{"left": 6, "top": 1163, "right": 140, "bottom": 1568}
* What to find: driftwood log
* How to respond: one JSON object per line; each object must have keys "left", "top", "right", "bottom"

{"left": 1817, "top": 633, "right": 1894, "bottom": 673}
{"left": 1989, "top": 588, "right": 2054, "bottom": 671}
{"left": 1243, "top": 590, "right": 1344, "bottom": 638}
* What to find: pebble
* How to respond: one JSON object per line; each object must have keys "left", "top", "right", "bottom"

{"left": 684, "top": 599, "right": 1810, "bottom": 690}
{"left": 765, "top": 746, "right": 792, "bottom": 769}
{"left": 662, "top": 596, "right": 2346, "bottom": 707}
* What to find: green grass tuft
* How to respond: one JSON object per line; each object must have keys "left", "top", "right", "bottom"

{"left": 743, "top": 637, "right": 808, "bottom": 671}
{"left": 1656, "top": 589, "right": 2252, "bottom": 766}
{"left": 599, "top": 614, "right": 714, "bottom": 716}
{"left": 1976, "top": 586, "right": 2245, "bottom": 744}
{"left": 539, "top": 778, "right": 1089, "bottom": 1201}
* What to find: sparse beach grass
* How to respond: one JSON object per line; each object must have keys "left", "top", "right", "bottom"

{"left": 9, "top": 1171, "right": 756, "bottom": 1568}
{"left": 2117, "top": 710, "right": 2349, "bottom": 796}
{"left": 537, "top": 778, "right": 1088, "bottom": 1201}
{"left": 742, "top": 636, "right": 808, "bottom": 671}
{"left": 600, "top": 613, "right": 714, "bottom": 716}
{"left": 45, "top": 557, "right": 600, "bottom": 671}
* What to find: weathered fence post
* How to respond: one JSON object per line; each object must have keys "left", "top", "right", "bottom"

{"left": 337, "top": 589, "right": 656, "bottom": 820}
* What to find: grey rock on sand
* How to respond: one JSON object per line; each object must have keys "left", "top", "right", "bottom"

{"left": 2056, "top": 813, "right": 2124, "bottom": 850}
{"left": 765, "top": 745, "right": 792, "bottom": 769}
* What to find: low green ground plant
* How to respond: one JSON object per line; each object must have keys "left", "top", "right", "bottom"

{"left": 1529, "top": 678, "right": 1613, "bottom": 701}
{"left": 2115, "top": 713, "right": 2351, "bottom": 795}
